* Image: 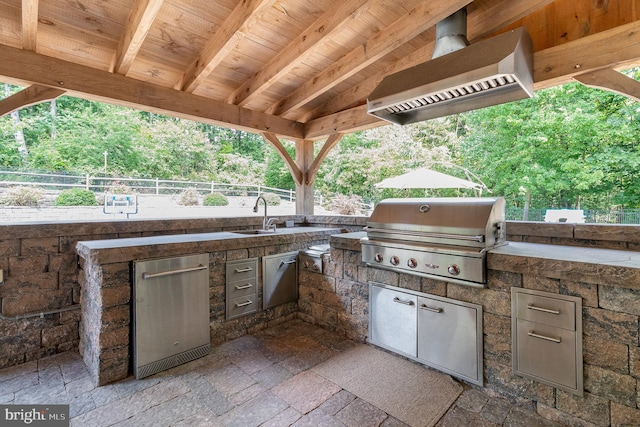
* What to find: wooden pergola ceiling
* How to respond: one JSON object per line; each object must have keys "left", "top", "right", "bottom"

{"left": 1, "top": 0, "right": 640, "bottom": 142}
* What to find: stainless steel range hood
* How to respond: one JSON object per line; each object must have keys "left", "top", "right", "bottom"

{"left": 367, "top": 26, "right": 534, "bottom": 125}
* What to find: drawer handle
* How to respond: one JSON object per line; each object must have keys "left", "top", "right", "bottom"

{"left": 528, "top": 330, "right": 561, "bottom": 343}
{"left": 419, "top": 304, "right": 442, "bottom": 313}
{"left": 527, "top": 304, "right": 560, "bottom": 315}
{"left": 393, "top": 297, "right": 414, "bottom": 306}
{"left": 235, "top": 267, "right": 253, "bottom": 273}
{"left": 235, "top": 283, "right": 253, "bottom": 290}
{"left": 235, "top": 300, "right": 253, "bottom": 307}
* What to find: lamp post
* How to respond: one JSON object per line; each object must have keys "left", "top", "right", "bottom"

{"left": 103, "top": 150, "right": 108, "bottom": 172}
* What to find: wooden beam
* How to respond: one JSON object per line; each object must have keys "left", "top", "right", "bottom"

{"left": 574, "top": 68, "right": 640, "bottom": 102}
{"left": 306, "top": 133, "right": 343, "bottom": 185}
{"left": 0, "top": 85, "right": 65, "bottom": 117}
{"left": 179, "top": 0, "right": 272, "bottom": 93}
{"left": 268, "top": 0, "right": 473, "bottom": 116}
{"left": 21, "top": 0, "right": 38, "bottom": 51}
{"left": 304, "top": 105, "right": 383, "bottom": 140}
{"left": 0, "top": 44, "right": 304, "bottom": 140}
{"left": 261, "top": 132, "right": 304, "bottom": 185}
{"left": 113, "top": 0, "right": 165, "bottom": 75}
{"left": 295, "top": 139, "right": 315, "bottom": 215}
{"left": 534, "top": 20, "right": 640, "bottom": 90}
{"left": 228, "top": 0, "right": 370, "bottom": 106}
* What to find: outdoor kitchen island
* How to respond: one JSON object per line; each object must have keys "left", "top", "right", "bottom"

{"left": 308, "top": 229, "right": 640, "bottom": 427}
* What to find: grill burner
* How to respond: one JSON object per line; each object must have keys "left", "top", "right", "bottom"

{"left": 361, "top": 197, "right": 507, "bottom": 287}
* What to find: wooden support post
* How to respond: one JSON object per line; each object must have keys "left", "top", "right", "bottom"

{"left": 296, "top": 139, "right": 315, "bottom": 215}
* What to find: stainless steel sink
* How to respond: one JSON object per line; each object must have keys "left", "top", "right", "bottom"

{"left": 232, "top": 229, "right": 277, "bottom": 235}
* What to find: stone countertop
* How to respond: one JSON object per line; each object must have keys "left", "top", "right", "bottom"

{"left": 77, "top": 227, "right": 345, "bottom": 264}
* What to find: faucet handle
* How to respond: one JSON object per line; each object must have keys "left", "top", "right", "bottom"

{"left": 266, "top": 217, "right": 280, "bottom": 229}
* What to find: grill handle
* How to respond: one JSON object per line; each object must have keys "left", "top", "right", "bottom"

{"left": 364, "top": 227, "right": 485, "bottom": 243}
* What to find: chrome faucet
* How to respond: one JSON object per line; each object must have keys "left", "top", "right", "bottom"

{"left": 253, "top": 195, "right": 272, "bottom": 230}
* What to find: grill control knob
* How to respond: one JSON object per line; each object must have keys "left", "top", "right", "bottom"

{"left": 374, "top": 253, "right": 383, "bottom": 263}
{"left": 390, "top": 256, "right": 400, "bottom": 266}
{"left": 313, "top": 263, "right": 320, "bottom": 271}
{"left": 303, "top": 260, "right": 310, "bottom": 269}
{"left": 447, "top": 264, "right": 460, "bottom": 276}
{"left": 407, "top": 258, "right": 418, "bottom": 268}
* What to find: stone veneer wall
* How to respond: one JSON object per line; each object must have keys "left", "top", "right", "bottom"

{"left": 298, "top": 234, "right": 640, "bottom": 427}
{"left": 0, "top": 215, "right": 365, "bottom": 373}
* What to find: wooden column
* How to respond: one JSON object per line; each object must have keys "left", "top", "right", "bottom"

{"left": 295, "top": 139, "right": 315, "bottom": 215}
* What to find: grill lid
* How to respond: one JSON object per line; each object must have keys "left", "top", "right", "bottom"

{"left": 366, "top": 197, "right": 506, "bottom": 248}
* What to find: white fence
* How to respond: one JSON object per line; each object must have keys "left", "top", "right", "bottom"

{"left": 0, "top": 170, "right": 317, "bottom": 204}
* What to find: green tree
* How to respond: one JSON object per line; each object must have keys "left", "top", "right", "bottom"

{"left": 459, "top": 82, "right": 640, "bottom": 209}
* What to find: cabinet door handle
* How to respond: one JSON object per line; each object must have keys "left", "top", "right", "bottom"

{"left": 527, "top": 304, "right": 560, "bottom": 315}
{"left": 419, "top": 304, "right": 442, "bottom": 313}
{"left": 528, "top": 330, "right": 561, "bottom": 343}
{"left": 235, "top": 283, "right": 253, "bottom": 290}
{"left": 393, "top": 297, "right": 414, "bottom": 306}
{"left": 279, "top": 259, "right": 297, "bottom": 268}
{"left": 235, "top": 267, "right": 253, "bottom": 273}
{"left": 235, "top": 300, "right": 253, "bottom": 307}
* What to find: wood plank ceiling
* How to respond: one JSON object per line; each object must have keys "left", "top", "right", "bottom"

{"left": 1, "top": 0, "right": 640, "bottom": 142}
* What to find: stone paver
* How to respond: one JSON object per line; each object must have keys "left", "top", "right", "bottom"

{"left": 0, "top": 319, "right": 566, "bottom": 427}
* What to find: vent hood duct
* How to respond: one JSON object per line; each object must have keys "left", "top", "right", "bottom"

{"left": 367, "top": 21, "right": 534, "bottom": 125}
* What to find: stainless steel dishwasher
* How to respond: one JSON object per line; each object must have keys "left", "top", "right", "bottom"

{"left": 133, "top": 253, "right": 210, "bottom": 379}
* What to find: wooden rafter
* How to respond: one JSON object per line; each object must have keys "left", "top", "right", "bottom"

{"left": 228, "top": 0, "right": 370, "bottom": 107}
{"left": 574, "top": 68, "right": 640, "bottom": 102}
{"left": 179, "top": 0, "right": 273, "bottom": 93}
{"left": 306, "top": 133, "right": 343, "bottom": 185}
{"left": 0, "top": 85, "right": 65, "bottom": 117}
{"left": 268, "top": 0, "right": 473, "bottom": 116}
{"left": 261, "top": 132, "right": 303, "bottom": 185}
{"left": 21, "top": 0, "right": 38, "bottom": 51}
{"left": 113, "top": 0, "right": 165, "bottom": 75}
{"left": 0, "top": 44, "right": 304, "bottom": 140}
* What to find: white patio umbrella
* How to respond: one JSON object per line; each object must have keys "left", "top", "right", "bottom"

{"left": 374, "top": 168, "right": 483, "bottom": 190}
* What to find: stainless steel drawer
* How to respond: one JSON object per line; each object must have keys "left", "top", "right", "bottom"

{"left": 514, "top": 319, "right": 578, "bottom": 390}
{"left": 515, "top": 292, "right": 576, "bottom": 330}
{"left": 227, "top": 295, "right": 258, "bottom": 319}
{"left": 227, "top": 278, "right": 257, "bottom": 299}
{"left": 227, "top": 259, "right": 258, "bottom": 282}
{"left": 511, "top": 288, "right": 583, "bottom": 396}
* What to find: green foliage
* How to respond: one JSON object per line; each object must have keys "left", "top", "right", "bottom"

{"left": 203, "top": 192, "right": 229, "bottom": 206}
{"left": 458, "top": 82, "right": 640, "bottom": 209}
{"left": 1, "top": 186, "right": 45, "bottom": 206}
{"left": 54, "top": 189, "right": 98, "bottom": 206}
{"left": 179, "top": 188, "right": 200, "bottom": 206}
{"left": 262, "top": 192, "right": 281, "bottom": 206}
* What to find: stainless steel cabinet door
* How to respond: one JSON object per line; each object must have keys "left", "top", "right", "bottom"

{"left": 417, "top": 295, "right": 482, "bottom": 385}
{"left": 369, "top": 284, "right": 417, "bottom": 358}
{"left": 133, "top": 253, "right": 210, "bottom": 378}
{"left": 263, "top": 251, "right": 298, "bottom": 309}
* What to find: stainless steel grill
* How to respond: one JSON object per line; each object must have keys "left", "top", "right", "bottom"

{"left": 361, "top": 197, "right": 507, "bottom": 287}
